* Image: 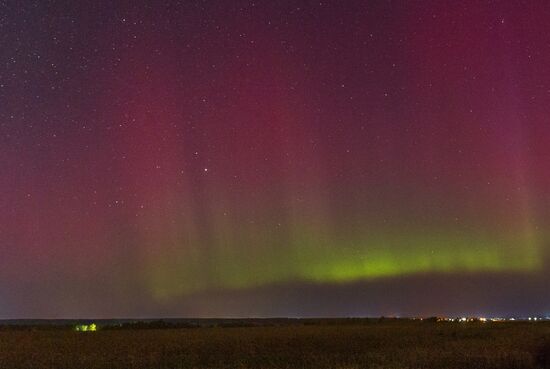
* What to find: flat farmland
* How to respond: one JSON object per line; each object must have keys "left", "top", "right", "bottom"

{"left": 1, "top": 321, "right": 549, "bottom": 369}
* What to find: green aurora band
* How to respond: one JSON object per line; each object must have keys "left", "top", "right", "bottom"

{"left": 146, "top": 222, "right": 542, "bottom": 300}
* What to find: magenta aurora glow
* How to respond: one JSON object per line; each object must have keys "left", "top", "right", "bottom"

{"left": 1, "top": 1, "right": 549, "bottom": 318}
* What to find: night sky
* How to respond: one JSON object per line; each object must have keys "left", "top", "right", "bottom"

{"left": 1, "top": 1, "right": 549, "bottom": 318}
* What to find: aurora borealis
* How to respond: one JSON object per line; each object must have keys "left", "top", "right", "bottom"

{"left": 1, "top": 1, "right": 549, "bottom": 318}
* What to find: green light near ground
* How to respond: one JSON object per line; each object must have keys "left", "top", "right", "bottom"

{"left": 75, "top": 323, "right": 97, "bottom": 332}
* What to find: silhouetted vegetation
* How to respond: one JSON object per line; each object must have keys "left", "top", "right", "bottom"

{"left": 103, "top": 320, "right": 199, "bottom": 330}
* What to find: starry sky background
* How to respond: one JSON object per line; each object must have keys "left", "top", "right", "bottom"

{"left": 1, "top": 0, "right": 549, "bottom": 318}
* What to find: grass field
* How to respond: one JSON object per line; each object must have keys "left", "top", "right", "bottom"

{"left": 1, "top": 320, "right": 549, "bottom": 369}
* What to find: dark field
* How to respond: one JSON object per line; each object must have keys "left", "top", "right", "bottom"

{"left": 1, "top": 320, "right": 550, "bottom": 369}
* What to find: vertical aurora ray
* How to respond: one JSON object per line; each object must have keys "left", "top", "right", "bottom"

{"left": 1, "top": 0, "right": 549, "bottom": 317}
{"left": 131, "top": 1, "right": 545, "bottom": 301}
